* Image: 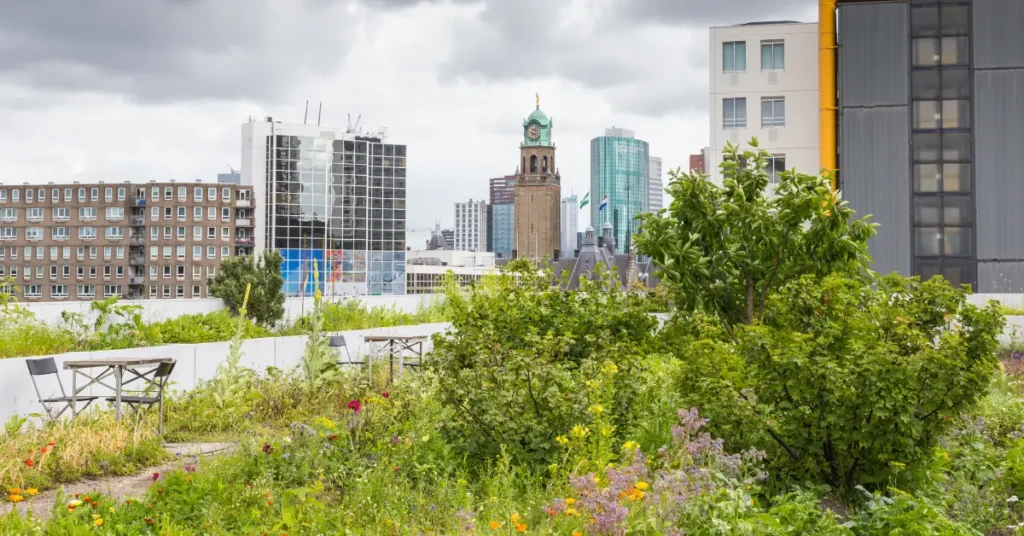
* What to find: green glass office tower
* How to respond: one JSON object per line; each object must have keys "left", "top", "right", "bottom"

{"left": 590, "top": 128, "right": 649, "bottom": 253}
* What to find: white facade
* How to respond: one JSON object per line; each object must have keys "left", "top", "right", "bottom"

{"left": 708, "top": 22, "right": 819, "bottom": 186}
{"left": 561, "top": 195, "right": 578, "bottom": 256}
{"left": 406, "top": 249, "right": 495, "bottom": 268}
{"left": 648, "top": 156, "right": 663, "bottom": 212}
{"left": 453, "top": 199, "right": 487, "bottom": 252}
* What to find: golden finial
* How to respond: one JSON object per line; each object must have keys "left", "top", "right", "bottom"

{"left": 535, "top": 93, "right": 540, "bottom": 108}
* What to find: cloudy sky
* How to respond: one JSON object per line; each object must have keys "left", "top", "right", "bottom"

{"left": 0, "top": 0, "right": 815, "bottom": 240}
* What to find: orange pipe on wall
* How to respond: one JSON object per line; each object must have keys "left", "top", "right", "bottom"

{"left": 820, "top": 0, "right": 838, "bottom": 189}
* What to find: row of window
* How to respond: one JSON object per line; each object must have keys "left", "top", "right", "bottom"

{"left": 0, "top": 264, "right": 219, "bottom": 282}
{"left": 0, "top": 186, "right": 251, "bottom": 205}
{"left": 17, "top": 285, "right": 124, "bottom": 299}
{"left": 144, "top": 245, "right": 234, "bottom": 260}
{"left": 0, "top": 207, "right": 126, "bottom": 222}
{"left": 145, "top": 226, "right": 247, "bottom": 241}
{"left": 0, "top": 226, "right": 125, "bottom": 240}
{"left": 722, "top": 97, "right": 786, "bottom": 129}
{"left": 0, "top": 245, "right": 125, "bottom": 262}
{"left": 149, "top": 206, "right": 243, "bottom": 222}
{"left": 722, "top": 40, "right": 785, "bottom": 72}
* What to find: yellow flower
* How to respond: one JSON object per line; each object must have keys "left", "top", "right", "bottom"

{"left": 601, "top": 361, "right": 618, "bottom": 375}
{"left": 25, "top": 488, "right": 37, "bottom": 497}
{"left": 565, "top": 498, "right": 576, "bottom": 506}
{"left": 565, "top": 507, "right": 578, "bottom": 516}
{"left": 570, "top": 425, "right": 589, "bottom": 439}
{"left": 510, "top": 512, "right": 521, "bottom": 523}
{"left": 635, "top": 481, "right": 649, "bottom": 491}
{"left": 92, "top": 514, "right": 101, "bottom": 520}
{"left": 515, "top": 523, "right": 528, "bottom": 533}
{"left": 95, "top": 518, "right": 103, "bottom": 527}
{"left": 599, "top": 425, "right": 615, "bottom": 437}
{"left": 8, "top": 488, "right": 21, "bottom": 495}
{"left": 622, "top": 441, "right": 639, "bottom": 451}
{"left": 555, "top": 436, "right": 569, "bottom": 445}
{"left": 588, "top": 404, "right": 605, "bottom": 415}
{"left": 490, "top": 521, "right": 501, "bottom": 530}
{"left": 8, "top": 494, "right": 24, "bottom": 503}
{"left": 457, "top": 479, "right": 467, "bottom": 485}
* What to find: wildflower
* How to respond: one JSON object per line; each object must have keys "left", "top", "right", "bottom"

{"left": 8, "top": 494, "right": 24, "bottom": 503}
{"left": 40, "top": 447, "right": 48, "bottom": 454}
{"left": 327, "top": 434, "right": 339, "bottom": 442}
{"left": 8, "top": 488, "right": 21, "bottom": 495}
{"left": 282, "top": 437, "right": 292, "bottom": 444}
{"left": 565, "top": 507, "right": 578, "bottom": 516}
{"left": 601, "top": 361, "right": 618, "bottom": 375}
{"left": 25, "top": 488, "right": 37, "bottom": 496}
{"left": 510, "top": 512, "right": 521, "bottom": 523}
{"left": 1010, "top": 495, "right": 1020, "bottom": 503}
{"left": 47, "top": 441, "right": 55, "bottom": 447}
{"left": 347, "top": 400, "right": 362, "bottom": 412}
{"left": 94, "top": 518, "right": 103, "bottom": 527}
{"left": 381, "top": 391, "right": 390, "bottom": 399}
{"left": 556, "top": 436, "right": 569, "bottom": 445}
{"left": 515, "top": 523, "right": 528, "bottom": 532}
{"left": 24, "top": 459, "right": 35, "bottom": 467}
{"left": 622, "top": 441, "right": 639, "bottom": 451}
{"left": 457, "top": 479, "right": 467, "bottom": 485}
{"left": 635, "top": 481, "right": 649, "bottom": 491}
{"left": 570, "top": 425, "right": 589, "bottom": 439}
{"left": 262, "top": 443, "right": 273, "bottom": 454}
{"left": 490, "top": 521, "right": 501, "bottom": 530}
{"left": 588, "top": 404, "right": 605, "bottom": 415}
{"left": 573, "top": 532, "right": 583, "bottom": 536}
{"left": 68, "top": 499, "right": 82, "bottom": 511}
{"left": 565, "top": 498, "right": 576, "bottom": 506}
{"left": 145, "top": 517, "right": 155, "bottom": 525}
{"left": 152, "top": 472, "right": 161, "bottom": 481}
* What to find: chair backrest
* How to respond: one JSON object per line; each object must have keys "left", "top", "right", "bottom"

{"left": 154, "top": 361, "right": 176, "bottom": 379}
{"left": 328, "top": 336, "right": 347, "bottom": 348}
{"left": 26, "top": 357, "right": 58, "bottom": 376}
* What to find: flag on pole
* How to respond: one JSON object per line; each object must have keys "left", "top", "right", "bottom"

{"left": 599, "top": 195, "right": 608, "bottom": 211}
{"left": 579, "top": 192, "right": 590, "bottom": 209}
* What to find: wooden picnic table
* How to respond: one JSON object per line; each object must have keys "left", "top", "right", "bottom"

{"left": 63, "top": 357, "right": 174, "bottom": 423}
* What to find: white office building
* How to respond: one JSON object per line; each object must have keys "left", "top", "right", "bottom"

{"left": 453, "top": 199, "right": 488, "bottom": 252}
{"left": 560, "top": 194, "right": 578, "bottom": 257}
{"left": 708, "top": 21, "right": 819, "bottom": 186}
{"left": 647, "top": 156, "right": 663, "bottom": 212}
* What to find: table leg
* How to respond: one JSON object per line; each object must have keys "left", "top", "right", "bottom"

{"left": 398, "top": 342, "right": 405, "bottom": 377}
{"left": 114, "top": 366, "right": 123, "bottom": 423}
{"left": 389, "top": 339, "right": 395, "bottom": 383}
{"left": 71, "top": 370, "right": 78, "bottom": 418}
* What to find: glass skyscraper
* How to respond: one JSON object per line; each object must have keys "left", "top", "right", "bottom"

{"left": 590, "top": 128, "right": 649, "bottom": 253}
{"left": 241, "top": 119, "right": 406, "bottom": 297}
{"left": 489, "top": 176, "right": 516, "bottom": 259}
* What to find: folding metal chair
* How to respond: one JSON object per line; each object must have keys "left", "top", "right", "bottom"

{"left": 26, "top": 357, "right": 99, "bottom": 420}
{"left": 331, "top": 335, "right": 367, "bottom": 366}
{"left": 104, "top": 361, "right": 175, "bottom": 435}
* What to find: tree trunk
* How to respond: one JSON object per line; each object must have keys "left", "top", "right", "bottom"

{"left": 745, "top": 277, "right": 755, "bottom": 325}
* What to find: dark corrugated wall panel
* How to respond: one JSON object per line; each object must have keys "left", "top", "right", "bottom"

{"left": 838, "top": 2, "right": 909, "bottom": 107}
{"left": 979, "top": 262, "right": 1024, "bottom": 293}
{"left": 974, "top": 0, "right": 1024, "bottom": 69}
{"left": 974, "top": 70, "right": 1024, "bottom": 259}
{"left": 840, "top": 107, "right": 911, "bottom": 277}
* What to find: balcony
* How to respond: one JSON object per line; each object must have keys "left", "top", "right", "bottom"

{"left": 235, "top": 199, "right": 251, "bottom": 208}
{"left": 133, "top": 197, "right": 147, "bottom": 207}
{"left": 129, "top": 276, "right": 145, "bottom": 285}
{"left": 26, "top": 215, "right": 43, "bottom": 223}
{"left": 130, "top": 216, "right": 146, "bottom": 226}
{"left": 128, "top": 256, "right": 146, "bottom": 266}
{"left": 235, "top": 237, "right": 254, "bottom": 246}
{"left": 235, "top": 218, "right": 252, "bottom": 227}
{"left": 106, "top": 235, "right": 124, "bottom": 242}
{"left": 129, "top": 236, "right": 146, "bottom": 246}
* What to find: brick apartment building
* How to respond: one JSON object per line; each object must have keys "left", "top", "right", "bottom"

{"left": 0, "top": 180, "right": 255, "bottom": 302}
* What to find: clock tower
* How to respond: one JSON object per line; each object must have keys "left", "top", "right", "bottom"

{"left": 513, "top": 95, "right": 562, "bottom": 260}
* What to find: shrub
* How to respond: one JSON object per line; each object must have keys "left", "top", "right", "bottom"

{"left": 152, "top": 310, "right": 269, "bottom": 344}
{"left": 209, "top": 251, "right": 286, "bottom": 327}
{"left": 432, "top": 261, "right": 659, "bottom": 463}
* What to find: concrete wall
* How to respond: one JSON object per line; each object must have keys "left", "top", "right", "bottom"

{"left": 0, "top": 322, "right": 450, "bottom": 424}
{"left": 15, "top": 294, "right": 441, "bottom": 326}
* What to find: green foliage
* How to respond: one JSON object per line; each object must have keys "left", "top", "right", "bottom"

{"left": 850, "top": 489, "right": 981, "bottom": 535}
{"left": 432, "top": 260, "right": 659, "bottom": 463}
{"left": 636, "top": 140, "right": 876, "bottom": 335}
{"left": 283, "top": 296, "right": 448, "bottom": 335}
{"left": 209, "top": 250, "right": 285, "bottom": 327}
{"left": 152, "top": 310, "right": 269, "bottom": 344}
{"left": 300, "top": 263, "right": 339, "bottom": 388}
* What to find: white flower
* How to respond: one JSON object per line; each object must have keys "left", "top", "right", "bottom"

{"left": 1008, "top": 495, "right": 1019, "bottom": 503}
{"left": 282, "top": 437, "right": 292, "bottom": 444}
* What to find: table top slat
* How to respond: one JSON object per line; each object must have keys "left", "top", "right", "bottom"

{"left": 63, "top": 357, "right": 174, "bottom": 369}
{"left": 363, "top": 336, "right": 429, "bottom": 342}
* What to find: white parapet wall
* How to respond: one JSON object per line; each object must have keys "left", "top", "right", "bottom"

{"left": 0, "top": 322, "right": 451, "bottom": 424}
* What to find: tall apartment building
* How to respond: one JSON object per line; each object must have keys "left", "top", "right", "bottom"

{"left": 833, "top": 0, "right": 1024, "bottom": 291}
{"left": 0, "top": 179, "right": 254, "bottom": 302}
{"left": 560, "top": 195, "right": 579, "bottom": 257}
{"left": 489, "top": 176, "right": 515, "bottom": 259}
{"left": 689, "top": 149, "right": 707, "bottom": 174}
{"left": 454, "top": 199, "right": 488, "bottom": 252}
{"left": 590, "top": 127, "right": 649, "bottom": 253}
{"left": 241, "top": 118, "right": 407, "bottom": 296}
{"left": 708, "top": 21, "right": 819, "bottom": 185}
{"left": 648, "top": 156, "right": 664, "bottom": 213}
{"left": 514, "top": 100, "right": 561, "bottom": 259}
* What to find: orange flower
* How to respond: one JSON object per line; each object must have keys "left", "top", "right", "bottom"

{"left": 40, "top": 447, "right": 48, "bottom": 454}
{"left": 572, "top": 533, "right": 583, "bottom": 536}
{"left": 8, "top": 494, "right": 24, "bottom": 503}
{"left": 489, "top": 521, "right": 500, "bottom": 530}
{"left": 8, "top": 488, "right": 21, "bottom": 495}
{"left": 47, "top": 441, "right": 56, "bottom": 447}
{"left": 515, "top": 523, "right": 528, "bottom": 533}
{"left": 24, "top": 459, "right": 34, "bottom": 467}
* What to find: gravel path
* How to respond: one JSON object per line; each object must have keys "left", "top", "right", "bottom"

{"left": 1, "top": 442, "right": 235, "bottom": 521}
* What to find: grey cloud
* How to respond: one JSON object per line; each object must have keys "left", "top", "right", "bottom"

{"left": 611, "top": 0, "right": 817, "bottom": 25}
{"left": 0, "top": 0, "right": 465, "bottom": 103}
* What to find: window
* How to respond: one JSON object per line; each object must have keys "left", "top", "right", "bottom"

{"left": 25, "top": 189, "right": 33, "bottom": 203}
{"left": 221, "top": 207, "right": 230, "bottom": 221}
{"left": 106, "top": 207, "right": 124, "bottom": 220}
{"left": 38, "top": 189, "right": 45, "bottom": 202}
{"left": 163, "top": 226, "right": 171, "bottom": 239}
{"left": 163, "top": 246, "right": 171, "bottom": 259}
{"left": 89, "top": 246, "right": 97, "bottom": 260}
{"left": 164, "top": 207, "right": 172, "bottom": 220}
{"left": 50, "top": 265, "right": 57, "bottom": 279}
{"left": 63, "top": 265, "right": 70, "bottom": 279}
{"left": 194, "top": 187, "right": 203, "bottom": 201}
{"left": 194, "top": 206, "right": 202, "bottom": 221}
{"left": 0, "top": 190, "right": 6, "bottom": 202}
{"left": 149, "top": 285, "right": 157, "bottom": 297}
{"left": 221, "top": 188, "right": 230, "bottom": 201}
{"left": 207, "top": 265, "right": 217, "bottom": 278}
{"left": 116, "top": 246, "right": 124, "bottom": 259}
{"left": 150, "top": 206, "right": 159, "bottom": 221}
{"left": 164, "top": 187, "right": 172, "bottom": 201}
{"left": 80, "top": 207, "right": 98, "bottom": 221}
{"left": 0, "top": 208, "right": 16, "bottom": 221}
{"left": 163, "top": 265, "right": 172, "bottom": 279}
{"left": 177, "top": 187, "right": 186, "bottom": 201}
{"left": 221, "top": 227, "right": 229, "bottom": 240}
{"left": 104, "top": 285, "right": 122, "bottom": 298}
{"left": 177, "top": 226, "right": 185, "bottom": 240}
{"left": 62, "top": 247, "right": 71, "bottom": 261}
{"left": 723, "top": 98, "right": 747, "bottom": 129}
{"left": 76, "top": 246, "right": 84, "bottom": 260}
{"left": 89, "top": 266, "right": 97, "bottom": 279}
{"left": 0, "top": 228, "right": 16, "bottom": 240}
{"left": 116, "top": 266, "right": 124, "bottom": 278}
{"left": 151, "top": 226, "right": 158, "bottom": 239}
{"left": 150, "top": 265, "right": 158, "bottom": 279}
{"left": 77, "top": 188, "right": 85, "bottom": 202}
{"left": 26, "top": 208, "right": 43, "bottom": 221}
{"left": 64, "top": 188, "right": 72, "bottom": 202}
{"left": 51, "top": 285, "right": 68, "bottom": 298}
{"left": 177, "top": 206, "right": 186, "bottom": 221}
{"left": 208, "top": 207, "right": 216, "bottom": 221}
{"left": 151, "top": 187, "right": 159, "bottom": 200}
{"left": 52, "top": 227, "right": 70, "bottom": 240}
{"left": 162, "top": 285, "right": 171, "bottom": 298}
{"left": 192, "top": 285, "right": 202, "bottom": 297}
{"left": 208, "top": 187, "right": 216, "bottom": 201}
{"left": 104, "top": 187, "right": 112, "bottom": 202}
{"left": 105, "top": 227, "right": 123, "bottom": 240}
{"left": 221, "top": 246, "right": 230, "bottom": 258}
{"left": 207, "top": 245, "right": 216, "bottom": 259}
{"left": 117, "top": 187, "right": 126, "bottom": 200}
{"left": 914, "top": 163, "right": 970, "bottom": 193}
{"left": 24, "top": 285, "right": 40, "bottom": 298}
{"left": 192, "top": 246, "right": 202, "bottom": 260}
{"left": 52, "top": 207, "right": 70, "bottom": 221}
{"left": 723, "top": 41, "right": 746, "bottom": 72}
{"left": 194, "top": 226, "right": 202, "bottom": 240}
{"left": 77, "top": 285, "right": 95, "bottom": 298}
{"left": 51, "top": 188, "right": 58, "bottom": 200}
{"left": 150, "top": 246, "right": 158, "bottom": 259}
{"left": 103, "top": 247, "right": 112, "bottom": 260}
{"left": 176, "top": 246, "right": 185, "bottom": 260}
{"left": 176, "top": 285, "right": 185, "bottom": 298}
{"left": 77, "top": 266, "right": 84, "bottom": 279}
{"left": 761, "top": 97, "right": 785, "bottom": 128}
{"left": 208, "top": 227, "right": 216, "bottom": 239}
{"left": 35, "top": 246, "right": 42, "bottom": 259}
{"left": 90, "top": 188, "right": 98, "bottom": 201}
{"left": 177, "top": 265, "right": 185, "bottom": 279}
{"left": 23, "top": 246, "right": 31, "bottom": 260}
{"left": 913, "top": 37, "right": 969, "bottom": 66}
{"left": 25, "top": 227, "right": 43, "bottom": 241}
{"left": 192, "top": 265, "right": 202, "bottom": 280}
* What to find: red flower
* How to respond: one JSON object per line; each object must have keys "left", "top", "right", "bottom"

{"left": 47, "top": 441, "right": 56, "bottom": 447}
{"left": 381, "top": 391, "right": 390, "bottom": 399}
{"left": 40, "top": 447, "right": 48, "bottom": 454}
{"left": 347, "top": 400, "right": 362, "bottom": 412}
{"left": 24, "top": 459, "right": 34, "bottom": 467}
{"left": 327, "top": 434, "right": 338, "bottom": 442}
{"left": 152, "top": 472, "right": 160, "bottom": 481}
{"left": 262, "top": 443, "right": 273, "bottom": 454}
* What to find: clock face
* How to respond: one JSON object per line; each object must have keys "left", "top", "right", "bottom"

{"left": 527, "top": 124, "right": 541, "bottom": 140}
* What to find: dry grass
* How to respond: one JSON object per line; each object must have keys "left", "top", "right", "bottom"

{"left": 0, "top": 414, "right": 167, "bottom": 494}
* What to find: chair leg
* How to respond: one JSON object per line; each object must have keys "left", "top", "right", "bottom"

{"left": 158, "top": 397, "right": 163, "bottom": 436}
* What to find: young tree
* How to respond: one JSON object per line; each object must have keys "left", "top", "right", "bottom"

{"left": 635, "top": 140, "right": 877, "bottom": 338}
{"left": 209, "top": 251, "right": 285, "bottom": 327}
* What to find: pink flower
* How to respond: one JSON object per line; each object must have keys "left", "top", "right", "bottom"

{"left": 347, "top": 400, "right": 362, "bottom": 412}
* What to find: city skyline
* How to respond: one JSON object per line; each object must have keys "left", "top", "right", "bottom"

{"left": 0, "top": 1, "right": 818, "bottom": 240}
